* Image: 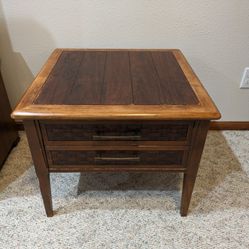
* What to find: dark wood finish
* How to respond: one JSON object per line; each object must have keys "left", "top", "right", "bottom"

{"left": 0, "top": 72, "right": 19, "bottom": 168}
{"left": 129, "top": 51, "right": 161, "bottom": 104}
{"left": 35, "top": 50, "right": 199, "bottom": 106}
{"left": 35, "top": 51, "right": 84, "bottom": 104}
{"left": 65, "top": 51, "right": 106, "bottom": 105}
{"left": 151, "top": 52, "right": 198, "bottom": 105}
{"left": 24, "top": 120, "right": 53, "bottom": 217}
{"left": 12, "top": 49, "right": 221, "bottom": 217}
{"left": 102, "top": 51, "right": 132, "bottom": 104}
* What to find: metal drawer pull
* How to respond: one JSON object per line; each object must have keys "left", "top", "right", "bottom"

{"left": 92, "top": 135, "right": 141, "bottom": 140}
{"left": 95, "top": 157, "right": 140, "bottom": 162}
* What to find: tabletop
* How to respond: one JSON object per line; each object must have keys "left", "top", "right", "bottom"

{"left": 12, "top": 49, "right": 220, "bottom": 120}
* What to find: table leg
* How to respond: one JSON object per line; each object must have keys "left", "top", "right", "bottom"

{"left": 180, "top": 120, "right": 210, "bottom": 216}
{"left": 24, "top": 120, "right": 53, "bottom": 217}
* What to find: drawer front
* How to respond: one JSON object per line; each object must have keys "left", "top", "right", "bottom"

{"left": 42, "top": 122, "right": 192, "bottom": 142}
{"left": 48, "top": 150, "right": 184, "bottom": 167}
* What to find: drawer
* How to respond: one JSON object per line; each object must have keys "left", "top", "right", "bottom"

{"left": 41, "top": 121, "right": 192, "bottom": 143}
{"left": 48, "top": 150, "right": 185, "bottom": 167}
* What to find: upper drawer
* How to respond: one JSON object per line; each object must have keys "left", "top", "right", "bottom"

{"left": 41, "top": 121, "right": 193, "bottom": 143}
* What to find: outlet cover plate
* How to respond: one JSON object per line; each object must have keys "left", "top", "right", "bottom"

{"left": 240, "top": 67, "right": 249, "bottom": 89}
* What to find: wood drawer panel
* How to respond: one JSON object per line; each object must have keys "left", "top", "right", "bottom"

{"left": 41, "top": 121, "right": 192, "bottom": 144}
{"left": 48, "top": 150, "right": 185, "bottom": 167}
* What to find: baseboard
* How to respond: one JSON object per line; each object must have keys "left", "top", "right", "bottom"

{"left": 15, "top": 120, "right": 249, "bottom": 131}
{"left": 209, "top": 121, "right": 249, "bottom": 130}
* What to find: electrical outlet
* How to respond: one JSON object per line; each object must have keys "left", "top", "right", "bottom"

{"left": 240, "top": 67, "right": 249, "bottom": 89}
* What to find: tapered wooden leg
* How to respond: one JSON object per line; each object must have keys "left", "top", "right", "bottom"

{"left": 36, "top": 171, "right": 53, "bottom": 217}
{"left": 181, "top": 173, "right": 197, "bottom": 216}
{"left": 24, "top": 120, "right": 53, "bottom": 217}
{"left": 180, "top": 120, "right": 210, "bottom": 216}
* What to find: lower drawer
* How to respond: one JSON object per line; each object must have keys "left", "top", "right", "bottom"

{"left": 48, "top": 150, "right": 184, "bottom": 167}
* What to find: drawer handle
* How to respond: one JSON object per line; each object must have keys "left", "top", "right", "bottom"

{"left": 95, "top": 157, "right": 140, "bottom": 162}
{"left": 92, "top": 135, "right": 141, "bottom": 141}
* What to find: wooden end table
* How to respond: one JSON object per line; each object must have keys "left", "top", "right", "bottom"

{"left": 12, "top": 49, "right": 220, "bottom": 217}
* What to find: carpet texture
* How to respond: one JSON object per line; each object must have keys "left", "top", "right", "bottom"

{"left": 0, "top": 131, "right": 248, "bottom": 249}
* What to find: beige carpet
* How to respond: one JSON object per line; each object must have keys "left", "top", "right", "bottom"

{"left": 0, "top": 131, "right": 249, "bottom": 249}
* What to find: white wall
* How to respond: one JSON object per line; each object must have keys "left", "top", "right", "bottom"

{"left": 0, "top": 0, "right": 249, "bottom": 121}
